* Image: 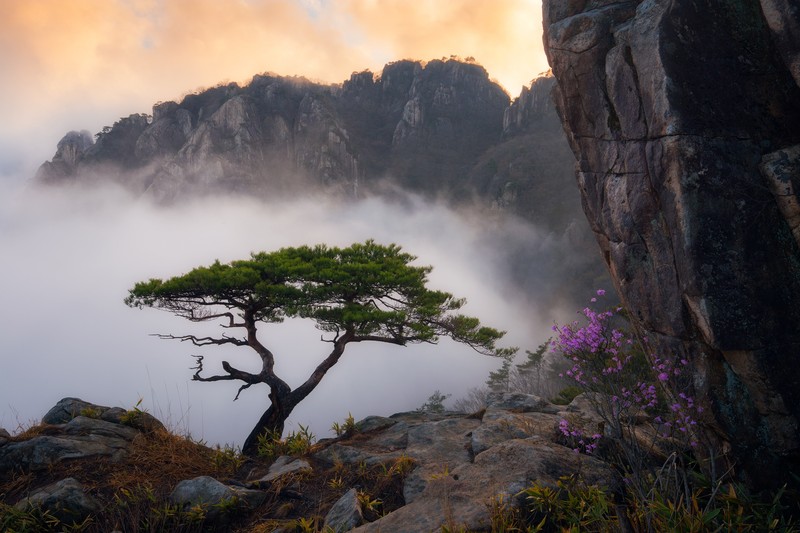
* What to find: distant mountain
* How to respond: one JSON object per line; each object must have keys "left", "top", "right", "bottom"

{"left": 35, "top": 59, "right": 609, "bottom": 306}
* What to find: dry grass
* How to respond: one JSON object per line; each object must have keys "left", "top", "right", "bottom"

{"left": 1, "top": 420, "right": 417, "bottom": 532}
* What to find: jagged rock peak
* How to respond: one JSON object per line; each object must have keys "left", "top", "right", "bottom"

{"left": 503, "top": 72, "right": 558, "bottom": 137}
{"left": 35, "top": 58, "right": 512, "bottom": 203}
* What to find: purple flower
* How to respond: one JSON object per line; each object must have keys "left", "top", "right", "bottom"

{"left": 596, "top": 289, "right": 606, "bottom": 296}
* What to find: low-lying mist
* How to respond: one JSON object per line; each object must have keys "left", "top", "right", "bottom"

{"left": 0, "top": 181, "right": 576, "bottom": 447}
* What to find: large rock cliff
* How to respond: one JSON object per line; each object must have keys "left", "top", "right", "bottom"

{"left": 544, "top": 0, "right": 800, "bottom": 488}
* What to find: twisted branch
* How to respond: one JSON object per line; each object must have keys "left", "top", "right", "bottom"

{"left": 153, "top": 333, "right": 248, "bottom": 347}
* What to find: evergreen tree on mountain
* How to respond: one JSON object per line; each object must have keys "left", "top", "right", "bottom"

{"left": 126, "top": 240, "right": 506, "bottom": 454}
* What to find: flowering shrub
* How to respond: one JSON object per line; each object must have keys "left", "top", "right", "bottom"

{"left": 552, "top": 290, "right": 700, "bottom": 452}
{"left": 541, "top": 291, "right": 799, "bottom": 533}
{"left": 558, "top": 417, "right": 602, "bottom": 454}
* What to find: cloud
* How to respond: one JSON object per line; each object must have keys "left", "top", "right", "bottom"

{"left": 332, "top": 0, "right": 547, "bottom": 92}
{"left": 0, "top": 183, "right": 553, "bottom": 446}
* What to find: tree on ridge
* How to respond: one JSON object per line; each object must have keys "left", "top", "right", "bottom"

{"left": 126, "top": 240, "right": 507, "bottom": 454}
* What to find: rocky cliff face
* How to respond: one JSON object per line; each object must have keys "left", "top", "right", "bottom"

{"left": 544, "top": 0, "right": 800, "bottom": 488}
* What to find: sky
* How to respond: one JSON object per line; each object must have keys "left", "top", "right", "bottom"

{"left": 0, "top": 0, "right": 558, "bottom": 447}
{"left": 0, "top": 0, "right": 548, "bottom": 184}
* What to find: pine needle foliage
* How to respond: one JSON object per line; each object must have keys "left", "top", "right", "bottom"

{"left": 126, "top": 240, "right": 508, "bottom": 454}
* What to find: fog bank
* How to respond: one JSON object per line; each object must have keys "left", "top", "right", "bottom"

{"left": 0, "top": 183, "right": 561, "bottom": 446}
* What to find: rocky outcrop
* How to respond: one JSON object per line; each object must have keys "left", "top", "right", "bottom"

{"left": 314, "top": 393, "right": 614, "bottom": 531}
{"left": 354, "top": 437, "right": 611, "bottom": 533}
{"left": 32, "top": 60, "right": 578, "bottom": 234}
{"left": 2, "top": 394, "right": 621, "bottom": 531}
{"left": 502, "top": 74, "right": 557, "bottom": 137}
{"left": 0, "top": 398, "right": 169, "bottom": 476}
{"left": 35, "top": 130, "right": 93, "bottom": 184}
{"left": 170, "top": 475, "right": 267, "bottom": 520}
{"left": 543, "top": 0, "right": 800, "bottom": 488}
{"left": 760, "top": 0, "right": 800, "bottom": 86}
{"left": 247, "top": 455, "right": 313, "bottom": 486}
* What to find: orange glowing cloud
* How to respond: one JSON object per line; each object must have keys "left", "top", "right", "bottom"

{"left": 331, "top": 0, "right": 547, "bottom": 93}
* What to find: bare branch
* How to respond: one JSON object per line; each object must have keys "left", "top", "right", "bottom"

{"left": 152, "top": 333, "right": 248, "bottom": 347}
{"left": 234, "top": 383, "right": 253, "bottom": 401}
{"left": 190, "top": 354, "right": 205, "bottom": 380}
{"left": 318, "top": 326, "right": 341, "bottom": 344}
{"left": 190, "top": 355, "right": 266, "bottom": 402}
{"left": 188, "top": 310, "right": 240, "bottom": 325}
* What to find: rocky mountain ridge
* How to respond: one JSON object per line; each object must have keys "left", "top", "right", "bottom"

{"left": 35, "top": 60, "right": 576, "bottom": 227}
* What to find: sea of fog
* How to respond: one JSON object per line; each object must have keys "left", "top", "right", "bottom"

{"left": 0, "top": 182, "right": 563, "bottom": 447}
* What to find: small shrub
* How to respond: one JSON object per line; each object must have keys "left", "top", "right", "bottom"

{"left": 79, "top": 407, "right": 102, "bottom": 419}
{"left": 211, "top": 444, "right": 244, "bottom": 474}
{"left": 523, "top": 476, "right": 617, "bottom": 532}
{"left": 327, "top": 475, "right": 344, "bottom": 490}
{"left": 331, "top": 413, "right": 357, "bottom": 437}
{"left": 257, "top": 425, "right": 315, "bottom": 460}
{"left": 119, "top": 398, "right": 148, "bottom": 427}
{"left": 551, "top": 385, "right": 582, "bottom": 405}
{"left": 357, "top": 490, "right": 383, "bottom": 520}
{"left": 387, "top": 454, "right": 415, "bottom": 478}
{"left": 486, "top": 494, "right": 523, "bottom": 533}
{"left": 417, "top": 390, "right": 452, "bottom": 413}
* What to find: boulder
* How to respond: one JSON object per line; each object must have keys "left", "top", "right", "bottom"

{"left": 323, "top": 488, "right": 364, "bottom": 532}
{"left": 400, "top": 417, "right": 479, "bottom": 503}
{"left": 14, "top": 478, "right": 100, "bottom": 524}
{"left": 42, "top": 397, "right": 111, "bottom": 424}
{"left": 355, "top": 416, "right": 397, "bottom": 433}
{"left": 41, "top": 397, "right": 166, "bottom": 433}
{"left": 485, "top": 392, "right": 555, "bottom": 413}
{"left": 247, "top": 455, "right": 312, "bottom": 487}
{"left": 170, "top": 475, "right": 266, "bottom": 520}
{"left": 0, "top": 424, "right": 135, "bottom": 473}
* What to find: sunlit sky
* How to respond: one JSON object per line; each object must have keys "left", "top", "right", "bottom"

{"left": 0, "top": 0, "right": 547, "bottom": 183}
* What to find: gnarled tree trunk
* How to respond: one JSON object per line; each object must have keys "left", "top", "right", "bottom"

{"left": 242, "top": 390, "right": 295, "bottom": 455}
